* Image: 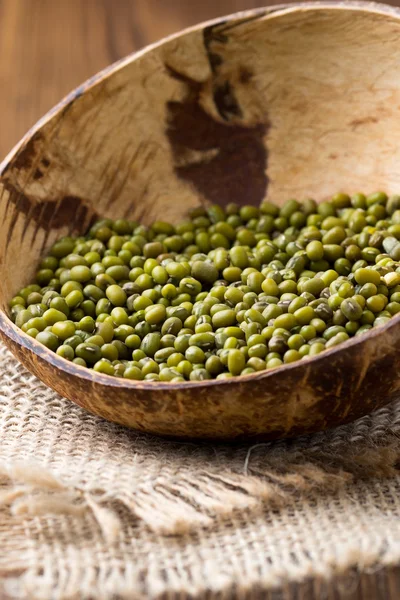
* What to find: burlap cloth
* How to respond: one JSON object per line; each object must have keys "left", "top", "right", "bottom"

{"left": 0, "top": 341, "right": 399, "bottom": 599}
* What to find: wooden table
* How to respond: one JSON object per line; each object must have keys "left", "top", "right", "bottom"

{"left": 0, "top": 0, "right": 399, "bottom": 159}
{"left": 0, "top": 1, "right": 399, "bottom": 598}
{"left": 0, "top": 0, "right": 263, "bottom": 158}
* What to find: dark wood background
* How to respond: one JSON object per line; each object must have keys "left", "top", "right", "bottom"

{"left": 0, "top": 0, "right": 400, "bottom": 159}
{"left": 0, "top": 1, "right": 400, "bottom": 598}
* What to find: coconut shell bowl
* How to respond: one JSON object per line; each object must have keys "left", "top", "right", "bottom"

{"left": 1, "top": 1, "right": 400, "bottom": 440}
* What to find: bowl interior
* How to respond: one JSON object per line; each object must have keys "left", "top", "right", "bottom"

{"left": 1, "top": 2, "right": 400, "bottom": 304}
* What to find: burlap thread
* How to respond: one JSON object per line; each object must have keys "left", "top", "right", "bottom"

{"left": 0, "top": 342, "right": 399, "bottom": 599}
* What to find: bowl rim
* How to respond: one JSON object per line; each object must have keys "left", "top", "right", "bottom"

{"left": 1, "top": 0, "right": 400, "bottom": 391}
{"left": 2, "top": 0, "right": 400, "bottom": 174}
{"left": 1, "top": 305, "right": 400, "bottom": 391}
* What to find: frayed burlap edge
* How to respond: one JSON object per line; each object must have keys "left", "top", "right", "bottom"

{"left": 0, "top": 441, "right": 399, "bottom": 600}
{"left": 0, "top": 339, "right": 400, "bottom": 599}
{"left": 0, "top": 438, "right": 399, "bottom": 538}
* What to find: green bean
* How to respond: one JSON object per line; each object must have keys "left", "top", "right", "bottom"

{"left": 12, "top": 193, "right": 400, "bottom": 379}
{"left": 106, "top": 285, "right": 127, "bottom": 306}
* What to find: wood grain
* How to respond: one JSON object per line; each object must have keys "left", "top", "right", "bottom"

{"left": 1, "top": 0, "right": 399, "bottom": 160}
{"left": 0, "top": 0, "right": 257, "bottom": 158}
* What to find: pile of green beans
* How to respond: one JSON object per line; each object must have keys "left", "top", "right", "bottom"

{"left": 9, "top": 192, "right": 400, "bottom": 381}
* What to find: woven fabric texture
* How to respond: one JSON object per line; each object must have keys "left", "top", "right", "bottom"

{"left": 0, "top": 341, "right": 399, "bottom": 600}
